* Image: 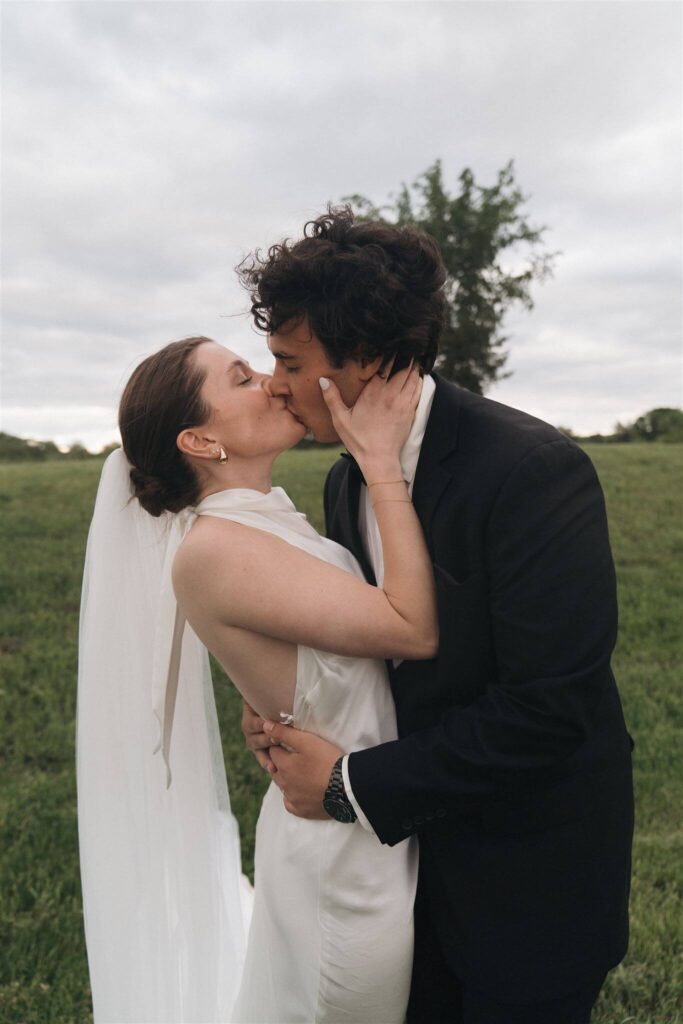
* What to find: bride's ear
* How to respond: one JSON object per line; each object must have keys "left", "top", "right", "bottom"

{"left": 177, "top": 429, "right": 219, "bottom": 461}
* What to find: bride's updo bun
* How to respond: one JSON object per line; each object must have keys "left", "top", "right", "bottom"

{"left": 119, "top": 337, "right": 213, "bottom": 517}
{"left": 128, "top": 466, "right": 179, "bottom": 518}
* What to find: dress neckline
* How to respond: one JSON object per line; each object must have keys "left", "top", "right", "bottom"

{"left": 194, "top": 485, "right": 296, "bottom": 516}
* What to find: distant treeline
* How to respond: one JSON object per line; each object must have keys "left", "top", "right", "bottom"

{"left": 0, "top": 436, "right": 120, "bottom": 462}
{"left": 1, "top": 407, "right": 682, "bottom": 461}
{"left": 558, "top": 407, "right": 683, "bottom": 445}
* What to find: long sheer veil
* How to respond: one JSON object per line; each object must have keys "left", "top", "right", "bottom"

{"left": 76, "top": 448, "right": 249, "bottom": 1023}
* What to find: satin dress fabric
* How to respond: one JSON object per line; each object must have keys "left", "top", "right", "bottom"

{"left": 195, "top": 486, "right": 419, "bottom": 1024}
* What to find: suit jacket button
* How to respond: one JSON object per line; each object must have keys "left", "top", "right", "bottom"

{"left": 414, "top": 815, "right": 425, "bottom": 826}
{"left": 436, "top": 809, "right": 447, "bottom": 818}
{"left": 401, "top": 819, "right": 413, "bottom": 830}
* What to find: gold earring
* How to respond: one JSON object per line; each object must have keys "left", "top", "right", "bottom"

{"left": 218, "top": 446, "right": 228, "bottom": 464}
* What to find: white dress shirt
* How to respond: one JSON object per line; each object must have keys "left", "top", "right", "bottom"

{"left": 341, "top": 374, "right": 437, "bottom": 832}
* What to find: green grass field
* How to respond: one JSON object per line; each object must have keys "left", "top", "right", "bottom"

{"left": 1, "top": 446, "right": 681, "bottom": 1023}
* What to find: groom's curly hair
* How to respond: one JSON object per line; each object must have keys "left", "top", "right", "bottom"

{"left": 236, "top": 205, "right": 448, "bottom": 373}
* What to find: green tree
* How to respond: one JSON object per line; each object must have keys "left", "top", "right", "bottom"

{"left": 64, "top": 442, "right": 92, "bottom": 460}
{"left": 345, "top": 160, "right": 557, "bottom": 394}
{"left": 98, "top": 442, "right": 121, "bottom": 457}
{"left": 616, "top": 408, "right": 683, "bottom": 443}
{"left": 633, "top": 407, "right": 683, "bottom": 443}
{"left": 0, "top": 432, "right": 63, "bottom": 461}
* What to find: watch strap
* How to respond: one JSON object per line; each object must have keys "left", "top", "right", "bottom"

{"left": 324, "top": 756, "right": 357, "bottom": 822}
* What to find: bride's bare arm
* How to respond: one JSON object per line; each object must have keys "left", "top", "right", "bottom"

{"left": 174, "top": 366, "right": 438, "bottom": 662}
{"left": 323, "top": 365, "right": 438, "bottom": 658}
{"left": 174, "top": 511, "right": 436, "bottom": 661}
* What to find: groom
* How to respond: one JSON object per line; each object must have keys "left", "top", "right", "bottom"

{"left": 238, "top": 207, "right": 634, "bottom": 1023}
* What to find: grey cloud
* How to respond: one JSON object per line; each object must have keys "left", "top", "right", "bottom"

{"left": 1, "top": 1, "right": 680, "bottom": 448}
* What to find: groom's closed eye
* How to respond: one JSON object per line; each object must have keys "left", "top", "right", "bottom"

{"left": 271, "top": 352, "right": 301, "bottom": 375}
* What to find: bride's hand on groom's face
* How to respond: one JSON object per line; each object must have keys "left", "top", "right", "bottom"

{"left": 263, "top": 721, "right": 344, "bottom": 820}
{"left": 241, "top": 701, "right": 275, "bottom": 773}
{"left": 320, "top": 360, "right": 421, "bottom": 473}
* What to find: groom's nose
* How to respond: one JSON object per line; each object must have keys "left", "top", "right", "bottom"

{"left": 265, "top": 365, "right": 292, "bottom": 397}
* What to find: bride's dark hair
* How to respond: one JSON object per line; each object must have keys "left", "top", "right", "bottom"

{"left": 119, "top": 337, "right": 212, "bottom": 517}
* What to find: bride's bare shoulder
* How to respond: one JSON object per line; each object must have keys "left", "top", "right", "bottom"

{"left": 172, "top": 516, "right": 284, "bottom": 593}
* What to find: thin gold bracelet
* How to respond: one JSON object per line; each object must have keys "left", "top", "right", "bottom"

{"left": 367, "top": 479, "right": 406, "bottom": 488}
{"left": 372, "top": 498, "right": 412, "bottom": 507}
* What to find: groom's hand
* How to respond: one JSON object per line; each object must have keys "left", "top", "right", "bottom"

{"left": 241, "top": 701, "right": 274, "bottom": 772}
{"left": 264, "top": 720, "right": 344, "bottom": 820}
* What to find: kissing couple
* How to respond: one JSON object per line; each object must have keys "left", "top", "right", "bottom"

{"left": 76, "top": 206, "right": 634, "bottom": 1024}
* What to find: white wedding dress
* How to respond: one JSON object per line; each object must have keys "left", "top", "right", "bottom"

{"left": 77, "top": 451, "right": 417, "bottom": 1024}
{"left": 196, "top": 486, "right": 418, "bottom": 1024}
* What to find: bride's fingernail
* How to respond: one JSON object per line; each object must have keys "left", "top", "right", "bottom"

{"left": 319, "top": 377, "right": 330, "bottom": 391}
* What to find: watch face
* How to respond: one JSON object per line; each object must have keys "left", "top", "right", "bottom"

{"left": 323, "top": 797, "right": 356, "bottom": 824}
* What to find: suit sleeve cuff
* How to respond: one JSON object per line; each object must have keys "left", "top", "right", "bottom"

{"left": 342, "top": 755, "right": 376, "bottom": 834}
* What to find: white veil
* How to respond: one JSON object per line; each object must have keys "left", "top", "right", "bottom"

{"left": 76, "top": 448, "right": 249, "bottom": 1023}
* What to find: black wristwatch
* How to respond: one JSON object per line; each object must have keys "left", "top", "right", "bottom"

{"left": 323, "top": 756, "right": 357, "bottom": 823}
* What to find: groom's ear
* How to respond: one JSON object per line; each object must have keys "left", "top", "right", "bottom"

{"left": 356, "top": 355, "right": 384, "bottom": 382}
{"left": 176, "top": 429, "right": 217, "bottom": 461}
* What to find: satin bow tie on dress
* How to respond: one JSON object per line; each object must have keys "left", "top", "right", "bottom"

{"left": 151, "top": 506, "right": 198, "bottom": 788}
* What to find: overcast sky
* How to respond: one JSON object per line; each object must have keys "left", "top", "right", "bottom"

{"left": 2, "top": 0, "right": 681, "bottom": 450}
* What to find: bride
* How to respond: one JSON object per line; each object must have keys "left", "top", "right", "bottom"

{"left": 77, "top": 335, "right": 438, "bottom": 1023}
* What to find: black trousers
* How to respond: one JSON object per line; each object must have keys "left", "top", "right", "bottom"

{"left": 407, "top": 883, "right": 606, "bottom": 1024}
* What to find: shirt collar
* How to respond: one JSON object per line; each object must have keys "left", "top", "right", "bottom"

{"left": 398, "top": 373, "right": 436, "bottom": 485}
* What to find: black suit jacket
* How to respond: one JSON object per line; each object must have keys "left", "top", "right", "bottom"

{"left": 323, "top": 373, "right": 634, "bottom": 1002}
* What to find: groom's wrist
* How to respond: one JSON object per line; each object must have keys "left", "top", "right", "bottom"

{"left": 323, "top": 756, "right": 357, "bottom": 823}
{"left": 342, "top": 755, "right": 376, "bottom": 835}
